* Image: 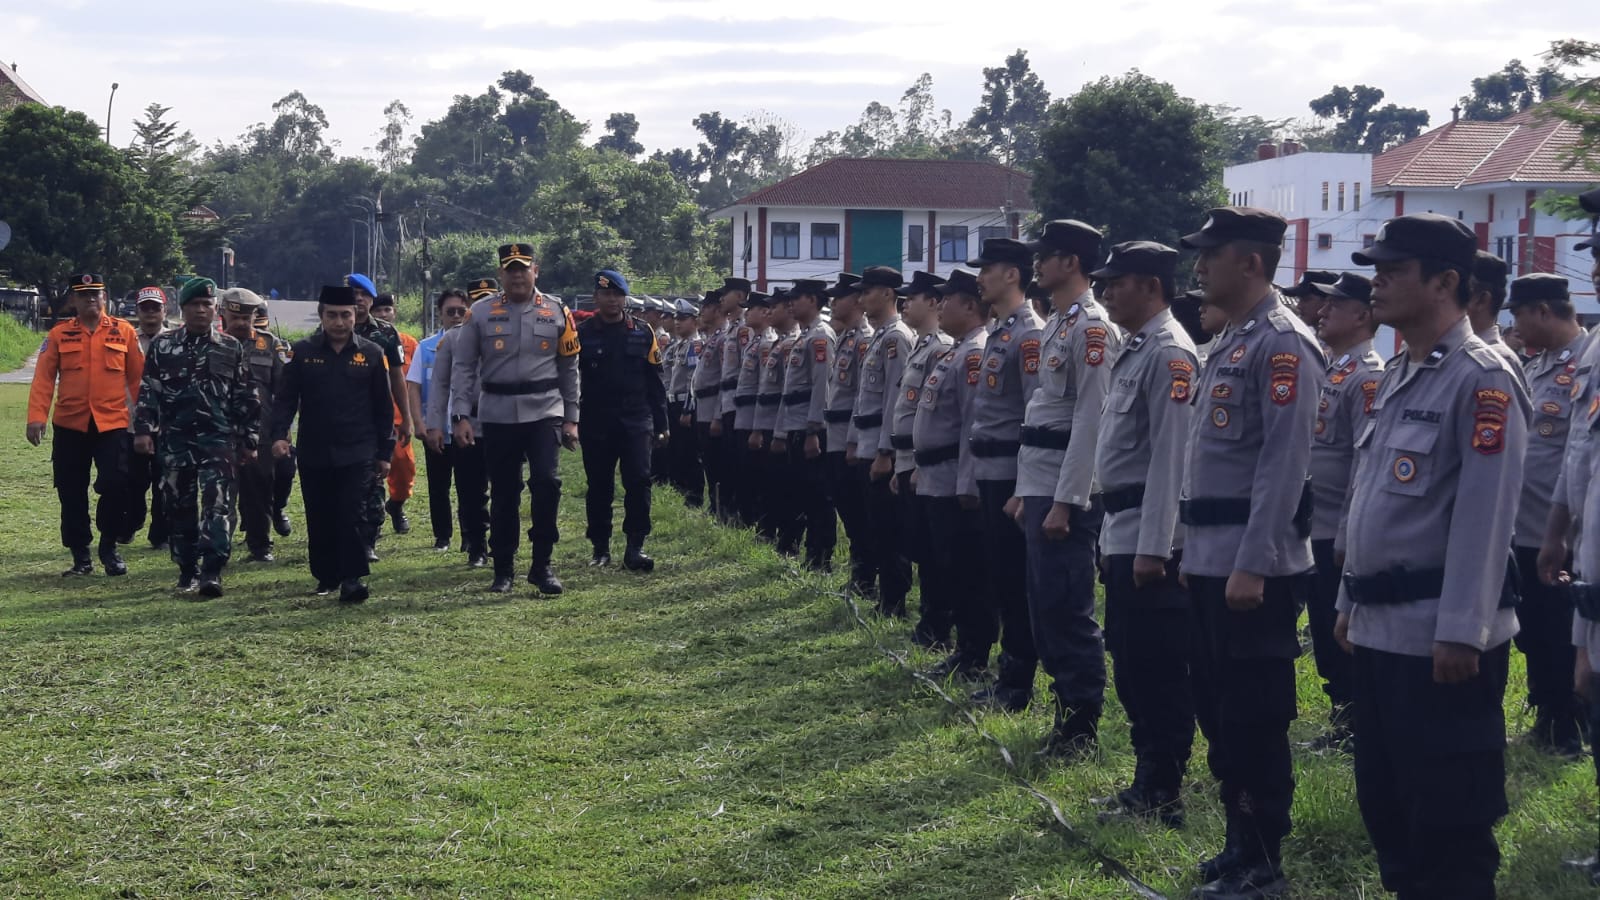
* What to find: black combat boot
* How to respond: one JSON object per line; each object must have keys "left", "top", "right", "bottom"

{"left": 1036, "top": 700, "right": 1100, "bottom": 762}
{"left": 339, "top": 579, "right": 369, "bottom": 604}
{"left": 273, "top": 510, "right": 293, "bottom": 536}
{"left": 176, "top": 567, "right": 200, "bottom": 593}
{"left": 385, "top": 499, "right": 410, "bottom": 534}
{"left": 97, "top": 538, "right": 127, "bottom": 577}
{"left": 63, "top": 547, "right": 94, "bottom": 577}
{"left": 197, "top": 568, "right": 224, "bottom": 599}
{"left": 590, "top": 541, "right": 612, "bottom": 567}
{"left": 923, "top": 652, "right": 988, "bottom": 681}
{"left": 528, "top": 547, "right": 563, "bottom": 595}
{"left": 623, "top": 537, "right": 654, "bottom": 572}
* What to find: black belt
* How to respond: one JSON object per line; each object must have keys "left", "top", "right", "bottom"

{"left": 1180, "top": 480, "right": 1313, "bottom": 537}
{"left": 1097, "top": 484, "right": 1145, "bottom": 514}
{"left": 1020, "top": 426, "right": 1071, "bottom": 450}
{"left": 734, "top": 395, "right": 757, "bottom": 408}
{"left": 852, "top": 412, "right": 883, "bottom": 429}
{"left": 823, "top": 409, "right": 852, "bottom": 424}
{"left": 890, "top": 434, "right": 914, "bottom": 451}
{"left": 1342, "top": 567, "right": 1444, "bottom": 608}
{"left": 757, "top": 394, "right": 782, "bottom": 407}
{"left": 720, "top": 378, "right": 738, "bottom": 391}
{"left": 693, "top": 386, "right": 720, "bottom": 399}
{"left": 671, "top": 393, "right": 689, "bottom": 403}
{"left": 915, "top": 444, "right": 959, "bottom": 466}
{"left": 482, "top": 377, "right": 560, "bottom": 396}
{"left": 969, "top": 438, "right": 1021, "bottom": 458}
{"left": 1573, "top": 582, "right": 1600, "bottom": 621}
{"left": 781, "top": 389, "right": 812, "bottom": 405}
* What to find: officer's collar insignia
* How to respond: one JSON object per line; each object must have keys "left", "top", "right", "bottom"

{"left": 1129, "top": 333, "right": 1147, "bottom": 350}
{"left": 1066, "top": 303, "right": 1081, "bottom": 317}
{"left": 1242, "top": 319, "right": 1258, "bottom": 333}
{"left": 1334, "top": 353, "right": 1349, "bottom": 367}
{"left": 1425, "top": 346, "right": 1446, "bottom": 365}
{"left": 1559, "top": 348, "right": 1573, "bottom": 364}
{"left": 1004, "top": 314, "right": 1017, "bottom": 327}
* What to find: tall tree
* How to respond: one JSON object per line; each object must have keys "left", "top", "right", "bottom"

{"left": 1460, "top": 59, "right": 1573, "bottom": 121}
{"left": 1307, "top": 84, "right": 1429, "bottom": 152}
{"left": 687, "top": 111, "right": 794, "bottom": 212}
{"left": 1033, "top": 71, "right": 1223, "bottom": 249}
{"left": 1534, "top": 39, "right": 1600, "bottom": 222}
{"left": 595, "top": 112, "right": 644, "bottom": 157}
{"left": 246, "top": 90, "right": 335, "bottom": 167}
{"left": 1208, "top": 104, "right": 1296, "bottom": 165}
{"left": 127, "top": 103, "right": 232, "bottom": 266}
{"left": 968, "top": 50, "right": 1051, "bottom": 167}
{"left": 375, "top": 100, "right": 413, "bottom": 171}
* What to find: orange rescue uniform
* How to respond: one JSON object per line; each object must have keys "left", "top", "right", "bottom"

{"left": 387, "top": 330, "right": 420, "bottom": 502}
{"left": 28, "top": 315, "right": 145, "bottom": 431}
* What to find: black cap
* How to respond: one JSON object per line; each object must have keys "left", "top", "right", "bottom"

{"left": 902, "top": 270, "right": 947, "bottom": 297}
{"left": 827, "top": 273, "right": 862, "bottom": 299}
{"left": 1471, "top": 251, "right": 1508, "bottom": 287}
{"left": 1281, "top": 270, "right": 1339, "bottom": 297}
{"left": 939, "top": 269, "right": 982, "bottom": 299}
{"left": 967, "top": 237, "right": 1032, "bottom": 270}
{"left": 859, "top": 266, "right": 903, "bottom": 290}
{"left": 742, "top": 290, "right": 773, "bottom": 309}
{"left": 1580, "top": 187, "right": 1600, "bottom": 217}
{"left": 1351, "top": 213, "right": 1475, "bottom": 271}
{"left": 1026, "top": 219, "right": 1102, "bottom": 262}
{"left": 722, "top": 277, "right": 752, "bottom": 294}
{"left": 771, "top": 287, "right": 790, "bottom": 302}
{"left": 319, "top": 285, "right": 357, "bottom": 306}
{"left": 1507, "top": 273, "right": 1571, "bottom": 307}
{"left": 68, "top": 273, "right": 106, "bottom": 293}
{"left": 1322, "top": 272, "right": 1373, "bottom": 304}
{"left": 498, "top": 242, "right": 536, "bottom": 268}
{"left": 1090, "top": 241, "right": 1178, "bottom": 281}
{"left": 371, "top": 292, "right": 396, "bottom": 309}
{"left": 788, "top": 279, "right": 829, "bottom": 300}
{"left": 468, "top": 277, "right": 500, "bottom": 299}
{"left": 703, "top": 288, "right": 723, "bottom": 305}
{"left": 1180, "top": 207, "right": 1288, "bottom": 249}
{"left": 1172, "top": 290, "right": 1211, "bottom": 343}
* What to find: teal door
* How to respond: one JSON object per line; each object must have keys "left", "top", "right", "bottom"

{"left": 847, "top": 210, "right": 904, "bottom": 271}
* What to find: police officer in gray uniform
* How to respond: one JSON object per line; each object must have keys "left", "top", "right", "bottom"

{"left": 1011, "top": 220, "right": 1118, "bottom": 748}
{"left": 851, "top": 266, "right": 913, "bottom": 616}
{"left": 1180, "top": 208, "right": 1320, "bottom": 899}
{"left": 1304, "top": 272, "right": 1384, "bottom": 752}
{"left": 752, "top": 289, "right": 796, "bottom": 544}
{"left": 1508, "top": 273, "right": 1586, "bottom": 756}
{"left": 774, "top": 279, "right": 838, "bottom": 571}
{"left": 965, "top": 237, "right": 1046, "bottom": 711}
{"left": 1088, "top": 241, "right": 1199, "bottom": 828}
{"left": 691, "top": 291, "right": 726, "bottom": 517}
{"left": 1335, "top": 213, "right": 1528, "bottom": 900}
{"left": 822, "top": 274, "right": 875, "bottom": 592}
{"left": 1467, "top": 252, "right": 1528, "bottom": 390}
{"left": 712, "top": 279, "right": 753, "bottom": 522}
{"left": 667, "top": 298, "right": 704, "bottom": 505}
{"left": 731, "top": 291, "right": 773, "bottom": 529}
{"left": 451, "top": 242, "right": 581, "bottom": 595}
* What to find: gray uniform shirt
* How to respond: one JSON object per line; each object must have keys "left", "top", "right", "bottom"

{"left": 776, "top": 320, "right": 836, "bottom": 435}
{"left": 667, "top": 332, "right": 701, "bottom": 402}
{"left": 733, "top": 325, "right": 772, "bottom": 431}
{"left": 426, "top": 325, "right": 479, "bottom": 436}
{"left": 1336, "top": 318, "right": 1528, "bottom": 656}
{"left": 1572, "top": 373, "right": 1600, "bottom": 666}
{"left": 1477, "top": 324, "right": 1529, "bottom": 393}
{"left": 1308, "top": 339, "right": 1385, "bottom": 544}
{"left": 1016, "top": 293, "right": 1118, "bottom": 506}
{"left": 692, "top": 325, "right": 724, "bottom": 424}
{"left": 825, "top": 321, "right": 874, "bottom": 448}
{"left": 1180, "top": 292, "right": 1321, "bottom": 578}
{"left": 754, "top": 326, "right": 797, "bottom": 433}
{"left": 451, "top": 292, "right": 580, "bottom": 425}
{"left": 914, "top": 325, "right": 987, "bottom": 498}
{"left": 1094, "top": 308, "right": 1199, "bottom": 558}
{"left": 849, "top": 315, "right": 913, "bottom": 455}
{"left": 719, "top": 319, "right": 753, "bottom": 419}
{"left": 1552, "top": 328, "right": 1599, "bottom": 522}
{"left": 969, "top": 304, "right": 1045, "bottom": 482}
{"left": 890, "top": 330, "right": 954, "bottom": 473}
{"left": 1517, "top": 334, "right": 1585, "bottom": 548}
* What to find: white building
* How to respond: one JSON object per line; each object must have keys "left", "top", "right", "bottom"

{"left": 710, "top": 158, "right": 1033, "bottom": 291}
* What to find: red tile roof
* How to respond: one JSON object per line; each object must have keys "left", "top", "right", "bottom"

{"left": 718, "top": 158, "right": 1034, "bottom": 214}
{"left": 1372, "top": 102, "right": 1599, "bottom": 190}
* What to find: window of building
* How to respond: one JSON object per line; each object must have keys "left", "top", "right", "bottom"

{"left": 907, "top": 225, "right": 924, "bottom": 262}
{"left": 743, "top": 225, "right": 753, "bottom": 262}
{"left": 1362, "top": 234, "right": 1376, "bottom": 249}
{"left": 1317, "top": 233, "right": 1333, "bottom": 250}
{"left": 1496, "top": 236, "right": 1516, "bottom": 267}
{"left": 810, "top": 223, "right": 840, "bottom": 260}
{"left": 771, "top": 222, "right": 800, "bottom": 260}
{"left": 1337, "top": 182, "right": 1346, "bottom": 212}
{"left": 938, "top": 226, "right": 968, "bottom": 263}
{"left": 1353, "top": 183, "right": 1361, "bottom": 211}
{"left": 1321, "top": 182, "right": 1330, "bottom": 212}
{"left": 977, "top": 225, "right": 1008, "bottom": 246}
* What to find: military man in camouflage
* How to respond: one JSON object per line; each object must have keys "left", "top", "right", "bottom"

{"left": 218, "top": 288, "right": 289, "bottom": 563}
{"left": 133, "top": 278, "right": 260, "bottom": 597}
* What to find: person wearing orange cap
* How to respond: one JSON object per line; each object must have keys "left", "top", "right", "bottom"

{"left": 27, "top": 272, "right": 145, "bottom": 577}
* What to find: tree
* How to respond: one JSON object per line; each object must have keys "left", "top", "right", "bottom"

{"left": 968, "top": 50, "right": 1051, "bottom": 167}
{"left": 1307, "top": 85, "right": 1429, "bottom": 152}
{"left": 595, "top": 112, "right": 644, "bottom": 157}
{"left": 246, "top": 90, "right": 335, "bottom": 167}
{"left": 375, "top": 100, "right": 413, "bottom": 171}
{"left": 686, "top": 111, "right": 795, "bottom": 211}
{"left": 127, "top": 103, "right": 234, "bottom": 268}
{"left": 1533, "top": 39, "right": 1600, "bottom": 222}
{"left": 1459, "top": 59, "right": 1573, "bottom": 122}
{"left": 1033, "top": 71, "right": 1223, "bottom": 250}
{"left": 0, "top": 104, "right": 183, "bottom": 304}
{"left": 803, "top": 75, "right": 984, "bottom": 165}
{"left": 1209, "top": 104, "right": 1296, "bottom": 165}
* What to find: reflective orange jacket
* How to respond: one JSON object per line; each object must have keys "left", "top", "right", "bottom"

{"left": 27, "top": 315, "right": 144, "bottom": 432}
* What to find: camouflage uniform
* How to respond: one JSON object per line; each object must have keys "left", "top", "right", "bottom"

{"left": 134, "top": 328, "right": 260, "bottom": 579}
{"left": 236, "top": 328, "right": 291, "bottom": 556}
{"left": 354, "top": 316, "right": 405, "bottom": 549}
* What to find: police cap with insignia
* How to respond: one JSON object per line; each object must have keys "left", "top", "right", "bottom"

{"left": 135, "top": 286, "right": 166, "bottom": 307}
{"left": 371, "top": 292, "right": 396, "bottom": 309}
{"left": 625, "top": 295, "right": 646, "bottom": 312}
{"left": 499, "top": 243, "right": 536, "bottom": 269}
{"left": 771, "top": 287, "right": 791, "bottom": 304}
{"left": 788, "top": 278, "right": 830, "bottom": 301}
{"left": 318, "top": 284, "right": 358, "bottom": 306}
{"left": 858, "top": 265, "right": 903, "bottom": 290}
{"left": 827, "top": 272, "right": 862, "bottom": 298}
{"left": 939, "top": 268, "right": 982, "bottom": 300}
{"left": 595, "top": 269, "right": 630, "bottom": 295}
{"left": 69, "top": 273, "right": 106, "bottom": 293}
{"left": 1321, "top": 272, "right": 1373, "bottom": 304}
{"left": 742, "top": 290, "right": 773, "bottom": 309}
{"left": 468, "top": 277, "right": 500, "bottom": 300}
{"left": 1351, "top": 213, "right": 1476, "bottom": 271}
{"left": 219, "top": 287, "right": 265, "bottom": 315}
{"left": 179, "top": 277, "right": 218, "bottom": 305}
{"left": 1281, "top": 270, "right": 1340, "bottom": 297}
{"left": 345, "top": 273, "right": 377, "bottom": 297}
{"left": 1181, "top": 207, "right": 1288, "bottom": 249}
{"left": 902, "top": 270, "right": 947, "bottom": 297}
{"left": 967, "top": 237, "right": 1033, "bottom": 271}
{"left": 253, "top": 306, "right": 271, "bottom": 327}
{"left": 1026, "top": 219, "right": 1103, "bottom": 264}
{"left": 1090, "top": 240, "right": 1179, "bottom": 281}
{"left": 1506, "top": 273, "right": 1571, "bottom": 307}
{"left": 722, "top": 276, "right": 752, "bottom": 295}
{"left": 673, "top": 298, "right": 699, "bottom": 318}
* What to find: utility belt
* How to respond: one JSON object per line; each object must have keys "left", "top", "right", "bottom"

{"left": 781, "top": 389, "right": 812, "bottom": 405}
{"left": 823, "top": 409, "right": 852, "bottom": 424}
{"left": 757, "top": 394, "right": 782, "bottom": 407}
{"left": 482, "top": 377, "right": 560, "bottom": 396}
{"left": 1019, "top": 426, "right": 1071, "bottom": 450}
{"left": 852, "top": 412, "right": 884, "bottom": 429}
{"left": 1180, "top": 479, "right": 1313, "bottom": 538}
{"left": 969, "top": 437, "right": 1021, "bottom": 458}
{"left": 1346, "top": 557, "right": 1519, "bottom": 610}
{"left": 693, "top": 386, "right": 720, "bottom": 399}
{"left": 1097, "top": 484, "right": 1145, "bottom": 515}
{"left": 915, "top": 444, "right": 960, "bottom": 466}
{"left": 890, "top": 434, "right": 914, "bottom": 451}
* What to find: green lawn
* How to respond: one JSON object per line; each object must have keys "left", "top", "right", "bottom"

{"left": 0, "top": 379, "right": 1595, "bottom": 898}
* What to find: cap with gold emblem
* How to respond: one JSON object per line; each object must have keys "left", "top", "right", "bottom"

{"left": 69, "top": 273, "right": 106, "bottom": 293}
{"left": 595, "top": 269, "right": 630, "bottom": 295}
{"left": 498, "top": 243, "right": 536, "bottom": 269}
{"left": 468, "top": 277, "right": 500, "bottom": 300}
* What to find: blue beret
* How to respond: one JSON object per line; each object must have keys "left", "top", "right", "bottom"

{"left": 595, "top": 269, "right": 630, "bottom": 295}
{"left": 345, "top": 273, "right": 378, "bottom": 297}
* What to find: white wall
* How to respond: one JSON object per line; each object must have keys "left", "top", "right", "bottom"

{"left": 1225, "top": 152, "right": 1391, "bottom": 286}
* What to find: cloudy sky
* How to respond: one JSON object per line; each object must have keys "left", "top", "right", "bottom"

{"left": 4, "top": 0, "right": 1591, "bottom": 159}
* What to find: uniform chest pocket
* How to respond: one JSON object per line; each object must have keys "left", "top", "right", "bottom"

{"left": 1203, "top": 399, "right": 1244, "bottom": 441}
{"left": 207, "top": 350, "right": 238, "bottom": 378}
{"left": 919, "top": 371, "right": 946, "bottom": 408}
{"left": 530, "top": 320, "right": 561, "bottom": 345}
{"left": 250, "top": 359, "right": 275, "bottom": 382}
{"left": 981, "top": 350, "right": 1008, "bottom": 392}
{"left": 1108, "top": 390, "right": 1141, "bottom": 448}
{"left": 1380, "top": 422, "right": 1439, "bottom": 497}
{"left": 103, "top": 343, "right": 127, "bottom": 371}
{"left": 58, "top": 343, "right": 85, "bottom": 370}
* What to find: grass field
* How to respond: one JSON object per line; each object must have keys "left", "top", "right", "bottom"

{"left": 0, "top": 314, "right": 42, "bottom": 371}
{"left": 1, "top": 379, "right": 1597, "bottom": 898}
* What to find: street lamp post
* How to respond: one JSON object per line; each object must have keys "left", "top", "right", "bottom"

{"left": 105, "top": 82, "right": 119, "bottom": 144}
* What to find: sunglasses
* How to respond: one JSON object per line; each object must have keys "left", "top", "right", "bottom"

{"left": 443, "top": 307, "right": 468, "bottom": 317}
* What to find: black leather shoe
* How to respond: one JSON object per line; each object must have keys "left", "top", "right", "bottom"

{"left": 339, "top": 579, "right": 368, "bottom": 604}
{"left": 468, "top": 552, "right": 488, "bottom": 569}
{"left": 247, "top": 550, "right": 276, "bottom": 563}
{"left": 969, "top": 683, "right": 1032, "bottom": 713}
{"left": 1094, "top": 785, "right": 1185, "bottom": 829}
{"left": 590, "top": 545, "right": 612, "bottom": 567}
{"left": 365, "top": 545, "right": 380, "bottom": 563}
{"left": 1197, "top": 848, "right": 1244, "bottom": 884}
{"left": 910, "top": 625, "right": 951, "bottom": 651}
{"left": 273, "top": 511, "right": 293, "bottom": 536}
{"left": 1035, "top": 706, "right": 1100, "bottom": 762}
{"left": 623, "top": 541, "right": 654, "bottom": 572}
{"left": 1527, "top": 708, "right": 1585, "bottom": 760}
{"left": 313, "top": 581, "right": 337, "bottom": 596}
{"left": 198, "top": 573, "right": 224, "bottom": 598}
{"left": 489, "top": 573, "right": 515, "bottom": 594}
{"left": 63, "top": 547, "right": 94, "bottom": 577}
{"left": 385, "top": 499, "right": 410, "bottom": 534}
{"left": 528, "top": 564, "right": 563, "bottom": 595}
{"left": 923, "top": 654, "right": 988, "bottom": 681}
{"left": 433, "top": 537, "right": 452, "bottom": 551}
{"left": 177, "top": 570, "right": 200, "bottom": 593}
{"left": 1189, "top": 861, "right": 1287, "bottom": 899}
{"left": 98, "top": 541, "right": 128, "bottom": 577}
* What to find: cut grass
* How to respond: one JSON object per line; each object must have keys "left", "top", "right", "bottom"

{"left": 0, "top": 380, "right": 1595, "bottom": 898}
{"left": 0, "top": 314, "right": 42, "bottom": 371}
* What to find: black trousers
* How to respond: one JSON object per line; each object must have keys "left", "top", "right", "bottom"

{"left": 1103, "top": 553, "right": 1195, "bottom": 792}
{"left": 51, "top": 421, "right": 128, "bottom": 550}
{"left": 482, "top": 419, "right": 562, "bottom": 576}
{"left": 1353, "top": 643, "right": 1509, "bottom": 900}
{"left": 1514, "top": 544, "right": 1578, "bottom": 716}
{"left": 924, "top": 494, "right": 990, "bottom": 659}
{"left": 236, "top": 453, "right": 277, "bottom": 555}
{"left": 765, "top": 436, "right": 802, "bottom": 553}
{"left": 718, "top": 412, "right": 741, "bottom": 519}
{"left": 786, "top": 433, "right": 835, "bottom": 564}
{"left": 124, "top": 440, "right": 168, "bottom": 545}
{"left": 448, "top": 440, "right": 489, "bottom": 555}
{"left": 1587, "top": 671, "right": 1600, "bottom": 787}
{"left": 826, "top": 451, "right": 873, "bottom": 585}
{"left": 300, "top": 462, "right": 371, "bottom": 585}
{"left": 582, "top": 419, "right": 653, "bottom": 545}
{"left": 735, "top": 430, "right": 767, "bottom": 532}
{"left": 895, "top": 470, "right": 928, "bottom": 612}
{"left": 1022, "top": 496, "right": 1104, "bottom": 708}
{"left": 1188, "top": 574, "right": 1303, "bottom": 865}
{"left": 650, "top": 404, "right": 671, "bottom": 485}
{"left": 864, "top": 468, "right": 911, "bottom": 610}
{"left": 977, "top": 478, "right": 1032, "bottom": 687}
{"left": 696, "top": 420, "right": 721, "bottom": 516}
{"left": 423, "top": 443, "right": 455, "bottom": 544}
{"left": 669, "top": 401, "right": 702, "bottom": 504}
{"left": 1309, "top": 539, "right": 1355, "bottom": 720}
{"left": 272, "top": 447, "right": 296, "bottom": 515}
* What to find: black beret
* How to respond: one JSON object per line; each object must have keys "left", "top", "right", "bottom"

{"left": 1506, "top": 273, "right": 1570, "bottom": 306}
{"left": 371, "top": 292, "right": 396, "bottom": 309}
{"left": 1351, "top": 213, "right": 1475, "bottom": 271}
{"left": 722, "top": 277, "right": 752, "bottom": 294}
{"left": 902, "top": 270, "right": 947, "bottom": 296}
{"left": 498, "top": 243, "right": 536, "bottom": 268}
{"left": 1322, "top": 272, "right": 1373, "bottom": 304}
{"left": 859, "top": 266, "right": 904, "bottom": 290}
{"left": 939, "top": 269, "right": 982, "bottom": 299}
{"left": 1090, "top": 241, "right": 1178, "bottom": 281}
{"left": 1181, "top": 207, "right": 1287, "bottom": 249}
{"left": 1470, "top": 251, "right": 1508, "bottom": 287}
{"left": 319, "top": 285, "right": 357, "bottom": 306}
{"left": 1026, "top": 219, "right": 1102, "bottom": 262}
{"left": 1281, "top": 270, "right": 1340, "bottom": 297}
{"left": 967, "top": 237, "right": 1033, "bottom": 270}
